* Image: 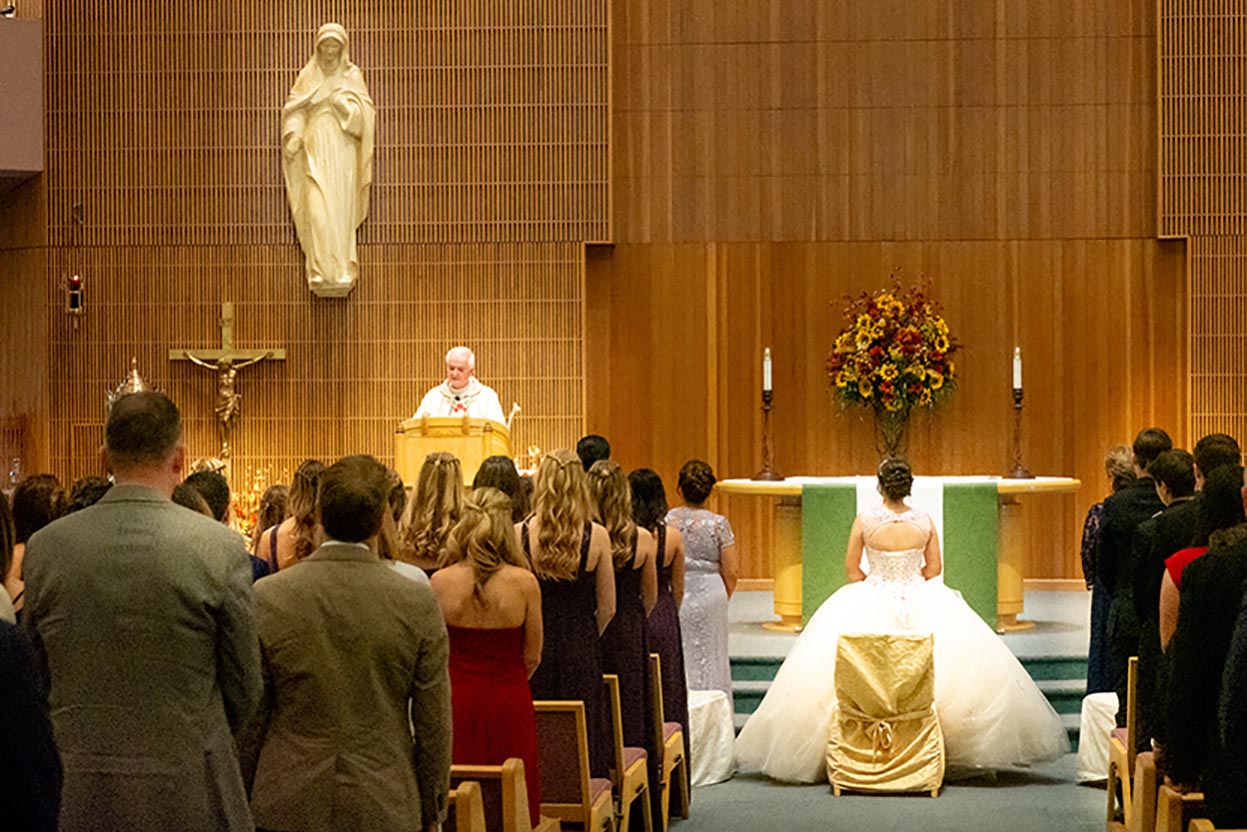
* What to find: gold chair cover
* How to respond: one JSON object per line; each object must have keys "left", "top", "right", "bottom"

{"left": 825, "top": 632, "right": 945, "bottom": 794}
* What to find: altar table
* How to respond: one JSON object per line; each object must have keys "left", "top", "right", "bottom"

{"left": 715, "top": 476, "right": 1081, "bottom": 633}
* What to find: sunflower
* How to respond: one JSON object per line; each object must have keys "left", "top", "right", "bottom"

{"left": 879, "top": 363, "right": 898, "bottom": 381}
{"left": 928, "top": 369, "right": 944, "bottom": 390}
{"left": 858, "top": 380, "right": 873, "bottom": 399}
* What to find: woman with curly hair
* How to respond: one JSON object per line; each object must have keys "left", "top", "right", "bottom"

{"left": 399, "top": 452, "right": 465, "bottom": 574}
{"left": 588, "top": 459, "right": 657, "bottom": 756}
{"left": 665, "top": 459, "right": 737, "bottom": 703}
{"left": 256, "top": 459, "right": 325, "bottom": 573}
{"left": 519, "top": 448, "right": 614, "bottom": 777}
{"left": 431, "top": 487, "right": 543, "bottom": 825}
{"left": 736, "top": 458, "right": 1068, "bottom": 783}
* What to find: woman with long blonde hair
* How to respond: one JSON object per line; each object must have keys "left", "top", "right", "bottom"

{"left": 588, "top": 460, "right": 657, "bottom": 756}
{"left": 431, "top": 488, "right": 544, "bottom": 825}
{"left": 399, "top": 452, "right": 464, "bottom": 572}
{"left": 519, "top": 448, "right": 615, "bottom": 777}
{"left": 257, "top": 459, "right": 325, "bottom": 573}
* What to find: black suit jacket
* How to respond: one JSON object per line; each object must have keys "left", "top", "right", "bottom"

{"left": 1210, "top": 575, "right": 1247, "bottom": 827}
{"left": 1096, "top": 477, "right": 1165, "bottom": 597}
{"left": 0, "top": 621, "right": 62, "bottom": 832}
{"left": 1164, "top": 525, "right": 1247, "bottom": 787}
{"left": 1133, "top": 496, "right": 1199, "bottom": 625}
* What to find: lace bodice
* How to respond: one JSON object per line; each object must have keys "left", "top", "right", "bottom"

{"left": 861, "top": 505, "right": 930, "bottom": 586}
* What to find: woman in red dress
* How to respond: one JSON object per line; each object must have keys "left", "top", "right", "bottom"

{"left": 431, "top": 487, "right": 544, "bottom": 825}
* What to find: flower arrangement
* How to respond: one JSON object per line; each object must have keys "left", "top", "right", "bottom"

{"left": 826, "top": 278, "right": 959, "bottom": 457}
{"left": 230, "top": 464, "right": 287, "bottom": 539}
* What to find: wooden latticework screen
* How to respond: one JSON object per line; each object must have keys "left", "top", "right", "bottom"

{"left": 1159, "top": 2, "right": 1247, "bottom": 440}
{"left": 39, "top": 1, "right": 608, "bottom": 481}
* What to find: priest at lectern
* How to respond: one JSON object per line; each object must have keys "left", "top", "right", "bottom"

{"left": 413, "top": 345, "right": 506, "bottom": 423}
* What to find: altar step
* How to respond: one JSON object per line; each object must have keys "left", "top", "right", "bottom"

{"left": 729, "top": 653, "right": 1088, "bottom": 750}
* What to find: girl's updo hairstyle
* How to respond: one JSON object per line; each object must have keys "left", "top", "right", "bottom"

{"left": 677, "top": 459, "right": 717, "bottom": 505}
{"left": 877, "top": 458, "right": 914, "bottom": 502}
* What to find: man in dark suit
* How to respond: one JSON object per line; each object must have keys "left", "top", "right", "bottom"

{"left": 1209, "top": 572, "right": 1247, "bottom": 827}
{"left": 1097, "top": 427, "right": 1171, "bottom": 726}
{"left": 239, "top": 454, "right": 451, "bottom": 832}
{"left": 22, "top": 391, "right": 262, "bottom": 832}
{"left": 1124, "top": 449, "right": 1195, "bottom": 747}
{"left": 0, "top": 621, "right": 62, "bottom": 832}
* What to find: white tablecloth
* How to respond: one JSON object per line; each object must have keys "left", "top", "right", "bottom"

{"left": 688, "top": 688, "right": 735, "bottom": 786}
{"left": 1076, "top": 692, "right": 1119, "bottom": 782}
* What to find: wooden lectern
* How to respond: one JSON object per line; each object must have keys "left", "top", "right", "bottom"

{"left": 394, "top": 416, "right": 513, "bottom": 487}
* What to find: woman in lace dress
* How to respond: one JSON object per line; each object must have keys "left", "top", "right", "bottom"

{"left": 735, "top": 458, "right": 1067, "bottom": 783}
{"left": 665, "top": 459, "right": 738, "bottom": 705}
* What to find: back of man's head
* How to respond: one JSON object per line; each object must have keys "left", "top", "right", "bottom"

{"left": 185, "top": 470, "right": 231, "bottom": 522}
{"left": 1150, "top": 449, "right": 1196, "bottom": 499}
{"left": 318, "top": 455, "right": 389, "bottom": 544}
{"left": 576, "top": 434, "right": 611, "bottom": 472}
{"left": 1133, "top": 427, "right": 1173, "bottom": 473}
{"left": 1193, "top": 433, "right": 1241, "bottom": 480}
{"left": 106, "top": 391, "right": 183, "bottom": 472}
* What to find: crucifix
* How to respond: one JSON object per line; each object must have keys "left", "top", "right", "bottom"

{"left": 169, "top": 302, "right": 286, "bottom": 460}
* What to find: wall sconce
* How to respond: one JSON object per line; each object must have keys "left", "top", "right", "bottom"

{"left": 65, "top": 273, "right": 84, "bottom": 328}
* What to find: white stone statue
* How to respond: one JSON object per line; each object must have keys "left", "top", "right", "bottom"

{"left": 281, "top": 23, "right": 375, "bottom": 298}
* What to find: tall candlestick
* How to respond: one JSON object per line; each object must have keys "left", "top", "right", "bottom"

{"left": 1012, "top": 346, "right": 1022, "bottom": 390}
{"left": 763, "top": 348, "right": 773, "bottom": 392}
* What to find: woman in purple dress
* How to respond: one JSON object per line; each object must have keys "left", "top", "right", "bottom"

{"left": 588, "top": 460, "right": 657, "bottom": 753}
{"left": 630, "top": 468, "right": 689, "bottom": 753}
{"left": 520, "top": 449, "right": 616, "bottom": 777}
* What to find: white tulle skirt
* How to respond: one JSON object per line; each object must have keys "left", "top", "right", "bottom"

{"left": 735, "top": 578, "right": 1069, "bottom": 783}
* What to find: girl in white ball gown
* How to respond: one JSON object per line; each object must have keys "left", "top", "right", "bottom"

{"left": 735, "top": 458, "right": 1068, "bottom": 783}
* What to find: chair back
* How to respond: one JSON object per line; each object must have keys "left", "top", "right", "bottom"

{"left": 647, "top": 653, "right": 667, "bottom": 752}
{"left": 834, "top": 632, "right": 935, "bottom": 715}
{"left": 1125, "top": 656, "right": 1139, "bottom": 775}
{"left": 448, "top": 780, "right": 488, "bottom": 832}
{"left": 451, "top": 758, "right": 533, "bottom": 832}
{"left": 603, "top": 674, "right": 628, "bottom": 789}
{"left": 533, "top": 701, "right": 593, "bottom": 809}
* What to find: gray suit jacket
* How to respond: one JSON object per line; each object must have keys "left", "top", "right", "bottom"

{"left": 239, "top": 541, "right": 452, "bottom": 831}
{"left": 22, "top": 483, "right": 262, "bottom": 832}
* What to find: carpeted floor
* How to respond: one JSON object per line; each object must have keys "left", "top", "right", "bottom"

{"left": 681, "top": 753, "right": 1104, "bottom": 831}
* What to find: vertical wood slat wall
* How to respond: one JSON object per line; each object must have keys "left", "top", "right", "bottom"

{"left": 37, "top": 1, "right": 608, "bottom": 481}
{"left": 1159, "top": 2, "right": 1247, "bottom": 442}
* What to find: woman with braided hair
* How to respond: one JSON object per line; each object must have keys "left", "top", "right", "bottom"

{"left": 520, "top": 448, "right": 615, "bottom": 777}
{"left": 736, "top": 457, "right": 1068, "bottom": 783}
{"left": 432, "top": 487, "right": 543, "bottom": 825}
{"left": 399, "top": 452, "right": 465, "bottom": 574}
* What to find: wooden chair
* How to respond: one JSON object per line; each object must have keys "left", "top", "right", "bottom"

{"left": 447, "top": 780, "right": 488, "bottom": 832}
{"left": 648, "top": 653, "right": 690, "bottom": 828}
{"left": 603, "top": 674, "right": 653, "bottom": 832}
{"left": 1123, "top": 752, "right": 1157, "bottom": 832}
{"left": 1108, "top": 657, "right": 1140, "bottom": 829}
{"left": 1190, "top": 820, "right": 1247, "bottom": 832}
{"left": 533, "top": 700, "right": 615, "bottom": 831}
{"left": 1155, "top": 784, "right": 1205, "bottom": 832}
{"left": 450, "top": 759, "right": 560, "bottom": 832}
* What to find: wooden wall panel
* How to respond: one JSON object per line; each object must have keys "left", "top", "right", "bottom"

{"left": 44, "top": 0, "right": 608, "bottom": 247}
{"left": 1159, "top": 4, "right": 1247, "bottom": 446}
{"left": 44, "top": 242, "right": 585, "bottom": 481}
{"left": 588, "top": 240, "right": 1187, "bottom": 580}
{"left": 613, "top": 0, "right": 1156, "bottom": 244}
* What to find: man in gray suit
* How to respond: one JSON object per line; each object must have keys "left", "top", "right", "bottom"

{"left": 239, "top": 454, "right": 451, "bottom": 832}
{"left": 22, "top": 390, "right": 262, "bottom": 831}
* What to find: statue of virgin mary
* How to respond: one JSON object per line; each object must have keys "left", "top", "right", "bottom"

{"left": 281, "top": 23, "right": 376, "bottom": 298}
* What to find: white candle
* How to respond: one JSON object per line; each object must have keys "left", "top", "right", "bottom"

{"left": 763, "top": 348, "right": 773, "bottom": 393}
{"left": 1012, "top": 346, "right": 1023, "bottom": 390}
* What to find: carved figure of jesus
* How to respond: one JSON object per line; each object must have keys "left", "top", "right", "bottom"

{"left": 281, "top": 23, "right": 375, "bottom": 298}
{"left": 185, "top": 353, "right": 270, "bottom": 457}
